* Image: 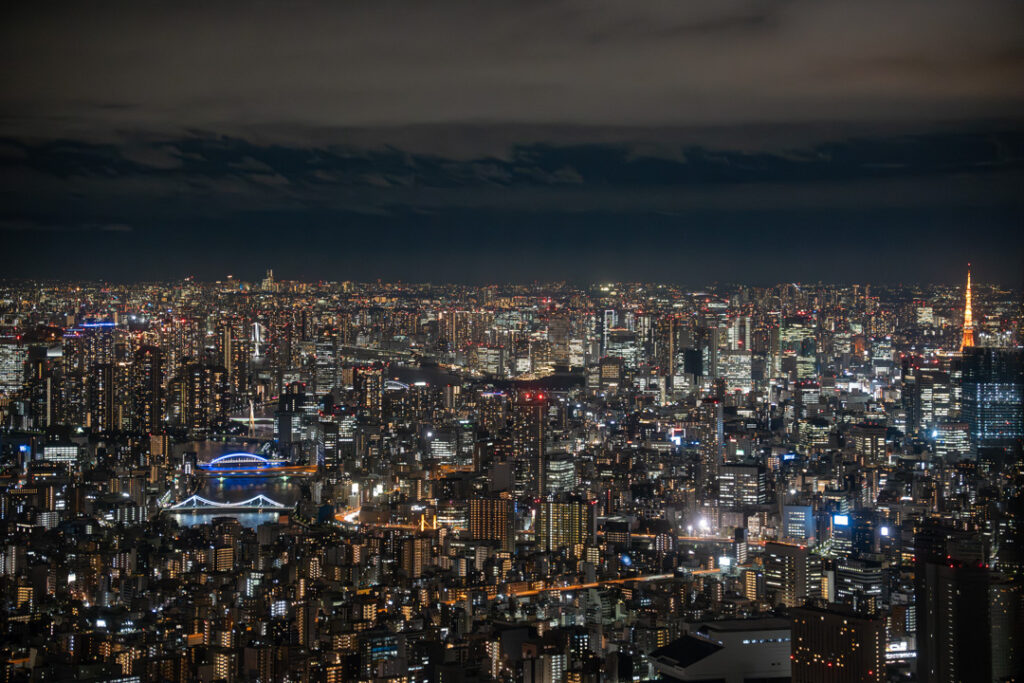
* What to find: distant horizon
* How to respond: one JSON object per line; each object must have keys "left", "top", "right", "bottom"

{"left": 2, "top": 270, "right": 1016, "bottom": 290}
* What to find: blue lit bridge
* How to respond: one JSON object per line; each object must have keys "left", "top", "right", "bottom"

{"left": 165, "top": 494, "right": 293, "bottom": 513}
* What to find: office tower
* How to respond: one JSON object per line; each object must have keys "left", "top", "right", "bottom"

{"left": 512, "top": 392, "right": 548, "bottom": 498}
{"left": 132, "top": 346, "right": 163, "bottom": 434}
{"left": 764, "top": 541, "right": 823, "bottom": 608}
{"left": 834, "top": 557, "right": 885, "bottom": 615}
{"left": 695, "top": 324, "right": 720, "bottom": 380}
{"left": 547, "top": 316, "right": 570, "bottom": 367}
{"left": 720, "top": 349, "right": 753, "bottom": 393}
{"left": 933, "top": 422, "right": 971, "bottom": 459}
{"left": 535, "top": 500, "right": 596, "bottom": 553}
{"left": 320, "top": 419, "right": 339, "bottom": 471}
{"left": 600, "top": 309, "right": 617, "bottom": 355}
{"left": 790, "top": 604, "right": 884, "bottom": 683}
{"left": 544, "top": 453, "right": 576, "bottom": 495}
{"left": 355, "top": 365, "right": 384, "bottom": 423}
{"left": 914, "top": 367, "right": 951, "bottom": 435}
{"left": 597, "top": 356, "right": 624, "bottom": 389}
{"left": 654, "top": 315, "right": 677, "bottom": 379}
{"left": 961, "top": 347, "right": 1023, "bottom": 453}
{"left": 468, "top": 498, "right": 515, "bottom": 553}
{"left": 25, "top": 345, "right": 62, "bottom": 428}
{"left": 696, "top": 400, "right": 724, "bottom": 501}
{"left": 314, "top": 331, "right": 339, "bottom": 394}
{"left": 780, "top": 319, "right": 817, "bottom": 380}
{"left": 276, "top": 383, "right": 309, "bottom": 451}
{"left": 718, "top": 463, "right": 766, "bottom": 509}
{"left": 783, "top": 506, "right": 817, "bottom": 543}
{"left": 849, "top": 423, "right": 886, "bottom": 466}
{"left": 605, "top": 329, "right": 639, "bottom": 369}
{"left": 960, "top": 264, "right": 975, "bottom": 351}
{"left": 0, "top": 339, "right": 26, "bottom": 397}
{"left": 218, "top": 319, "right": 251, "bottom": 406}
{"left": 914, "top": 522, "right": 1018, "bottom": 683}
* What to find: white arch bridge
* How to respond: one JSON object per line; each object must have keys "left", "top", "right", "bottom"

{"left": 165, "top": 494, "right": 293, "bottom": 513}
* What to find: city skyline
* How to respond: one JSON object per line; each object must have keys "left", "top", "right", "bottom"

{"left": 2, "top": 2, "right": 1023, "bottom": 682}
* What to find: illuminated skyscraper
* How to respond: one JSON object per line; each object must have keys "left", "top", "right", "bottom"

{"left": 468, "top": 498, "right": 515, "bottom": 552}
{"left": 355, "top": 366, "right": 383, "bottom": 423}
{"left": 696, "top": 400, "right": 724, "bottom": 501}
{"left": 960, "top": 264, "right": 975, "bottom": 352}
{"left": 961, "top": 347, "right": 1024, "bottom": 453}
{"left": 512, "top": 392, "right": 548, "bottom": 498}
{"left": 132, "top": 346, "right": 163, "bottom": 434}
{"left": 764, "top": 542, "right": 823, "bottom": 608}
{"left": 535, "top": 499, "right": 596, "bottom": 553}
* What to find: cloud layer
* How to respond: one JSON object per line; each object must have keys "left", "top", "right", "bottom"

{"left": 3, "top": 1, "right": 1023, "bottom": 140}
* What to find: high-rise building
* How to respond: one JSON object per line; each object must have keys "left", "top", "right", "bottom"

{"left": 849, "top": 424, "right": 887, "bottom": 466}
{"left": 914, "top": 367, "right": 951, "bottom": 435}
{"left": 961, "top": 347, "right": 1023, "bottom": 453}
{"left": 512, "top": 392, "right": 548, "bottom": 498}
{"left": 780, "top": 320, "right": 817, "bottom": 380}
{"left": 718, "top": 463, "right": 766, "bottom": 509}
{"left": 544, "top": 453, "right": 576, "bottom": 495}
{"left": 132, "top": 346, "right": 163, "bottom": 434}
{"left": 783, "top": 506, "right": 817, "bottom": 543}
{"left": 88, "top": 362, "right": 116, "bottom": 433}
{"left": 400, "top": 536, "right": 431, "bottom": 579}
{"left": 834, "top": 557, "right": 885, "bottom": 615}
{"left": 535, "top": 500, "right": 596, "bottom": 553}
{"left": 696, "top": 400, "right": 724, "bottom": 501}
{"left": 764, "top": 542, "right": 823, "bottom": 608}
{"left": 914, "top": 522, "right": 1013, "bottom": 683}
{"left": 176, "top": 362, "right": 229, "bottom": 435}
{"left": 355, "top": 366, "right": 383, "bottom": 423}
{"left": 790, "top": 604, "right": 884, "bottom": 683}
{"left": 468, "top": 498, "right": 515, "bottom": 553}
{"left": 0, "top": 339, "right": 26, "bottom": 397}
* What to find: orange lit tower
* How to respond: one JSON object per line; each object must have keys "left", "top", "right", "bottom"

{"left": 959, "top": 264, "right": 975, "bottom": 352}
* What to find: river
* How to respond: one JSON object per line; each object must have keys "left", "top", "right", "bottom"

{"left": 167, "top": 440, "right": 304, "bottom": 528}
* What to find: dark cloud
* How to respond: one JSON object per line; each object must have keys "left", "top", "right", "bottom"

{"left": 1, "top": 1, "right": 1022, "bottom": 284}
{"left": 2, "top": 1, "right": 1023, "bottom": 143}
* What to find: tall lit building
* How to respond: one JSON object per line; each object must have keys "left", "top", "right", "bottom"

{"left": 914, "top": 522, "right": 1011, "bottom": 683}
{"left": 696, "top": 400, "right": 724, "bottom": 501}
{"left": 961, "top": 347, "right": 1023, "bottom": 453}
{"left": 718, "top": 463, "right": 766, "bottom": 510}
{"left": 87, "top": 362, "right": 116, "bottom": 433}
{"left": 783, "top": 506, "right": 817, "bottom": 543}
{"left": 535, "top": 499, "right": 596, "bottom": 553}
{"left": 512, "top": 392, "right": 548, "bottom": 498}
{"left": 0, "top": 339, "right": 26, "bottom": 397}
{"left": 468, "top": 498, "right": 515, "bottom": 553}
{"left": 764, "top": 542, "right": 823, "bottom": 608}
{"left": 132, "top": 346, "right": 163, "bottom": 434}
{"left": 355, "top": 366, "right": 383, "bottom": 423}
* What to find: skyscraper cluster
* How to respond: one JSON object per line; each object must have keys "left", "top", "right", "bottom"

{"left": 0, "top": 269, "right": 1020, "bottom": 682}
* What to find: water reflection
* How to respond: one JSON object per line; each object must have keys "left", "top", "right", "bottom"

{"left": 168, "top": 441, "right": 303, "bottom": 528}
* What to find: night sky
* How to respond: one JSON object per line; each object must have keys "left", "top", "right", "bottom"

{"left": 2, "top": 1, "right": 1023, "bottom": 285}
